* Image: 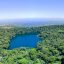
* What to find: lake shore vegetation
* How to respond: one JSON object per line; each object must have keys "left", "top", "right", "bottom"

{"left": 0, "top": 25, "right": 64, "bottom": 64}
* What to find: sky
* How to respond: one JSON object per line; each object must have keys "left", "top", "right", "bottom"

{"left": 0, "top": 0, "right": 64, "bottom": 20}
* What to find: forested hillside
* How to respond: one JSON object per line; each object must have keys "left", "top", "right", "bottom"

{"left": 0, "top": 25, "right": 64, "bottom": 64}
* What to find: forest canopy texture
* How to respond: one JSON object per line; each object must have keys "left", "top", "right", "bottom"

{"left": 0, "top": 25, "right": 64, "bottom": 64}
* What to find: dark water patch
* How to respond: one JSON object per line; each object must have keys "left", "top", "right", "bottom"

{"left": 8, "top": 34, "right": 41, "bottom": 49}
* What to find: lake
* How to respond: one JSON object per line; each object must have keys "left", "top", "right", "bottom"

{"left": 9, "top": 34, "right": 41, "bottom": 49}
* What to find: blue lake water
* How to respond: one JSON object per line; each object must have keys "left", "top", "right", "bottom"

{"left": 9, "top": 34, "right": 41, "bottom": 49}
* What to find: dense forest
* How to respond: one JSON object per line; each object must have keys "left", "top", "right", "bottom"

{"left": 0, "top": 25, "right": 64, "bottom": 64}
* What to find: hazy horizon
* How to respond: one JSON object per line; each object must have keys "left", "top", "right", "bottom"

{"left": 0, "top": 0, "right": 64, "bottom": 26}
{"left": 0, "top": 18, "right": 64, "bottom": 27}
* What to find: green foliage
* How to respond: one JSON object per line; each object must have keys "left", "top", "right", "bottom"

{"left": 18, "top": 58, "right": 29, "bottom": 64}
{"left": 33, "top": 59, "right": 41, "bottom": 64}
{"left": 0, "top": 25, "right": 64, "bottom": 64}
{"left": 29, "top": 48, "right": 37, "bottom": 60}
